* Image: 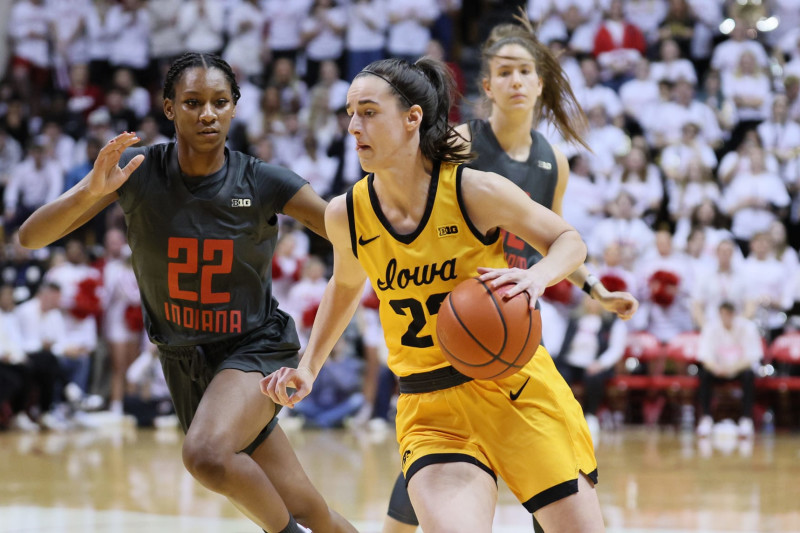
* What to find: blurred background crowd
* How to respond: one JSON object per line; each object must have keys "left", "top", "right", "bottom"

{"left": 1, "top": 0, "right": 800, "bottom": 439}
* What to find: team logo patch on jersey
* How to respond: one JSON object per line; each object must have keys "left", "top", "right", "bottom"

{"left": 537, "top": 160, "right": 552, "bottom": 170}
{"left": 231, "top": 198, "right": 252, "bottom": 207}
{"left": 437, "top": 224, "right": 459, "bottom": 237}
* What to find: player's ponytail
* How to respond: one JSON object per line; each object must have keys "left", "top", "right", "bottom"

{"left": 355, "top": 58, "right": 471, "bottom": 164}
{"left": 481, "top": 12, "right": 589, "bottom": 150}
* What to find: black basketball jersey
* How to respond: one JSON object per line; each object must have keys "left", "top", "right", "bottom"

{"left": 117, "top": 142, "right": 306, "bottom": 347}
{"left": 466, "top": 119, "right": 558, "bottom": 268}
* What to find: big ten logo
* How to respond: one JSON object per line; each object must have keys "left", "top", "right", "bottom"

{"left": 437, "top": 224, "right": 459, "bottom": 237}
{"left": 231, "top": 198, "right": 252, "bottom": 207}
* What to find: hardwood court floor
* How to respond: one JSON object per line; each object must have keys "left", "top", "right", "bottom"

{"left": 1, "top": 422, "right": 798, "bottom": 533}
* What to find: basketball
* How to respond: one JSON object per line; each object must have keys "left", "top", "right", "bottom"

{"left": 436, "top": 277, "right": 542, "bottom": 380}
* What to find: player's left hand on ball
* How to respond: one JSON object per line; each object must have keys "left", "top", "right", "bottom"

{"left": 477, "top": 266, "right": 546, "bottom": 309}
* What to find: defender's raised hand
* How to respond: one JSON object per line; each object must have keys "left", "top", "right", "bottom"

{"left": 87, "top": 132, "right": 145, "bottom": 197}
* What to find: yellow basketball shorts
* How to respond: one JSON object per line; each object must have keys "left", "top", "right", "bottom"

{"left": 395, "top": 345, "right": 598, "bottom": 512}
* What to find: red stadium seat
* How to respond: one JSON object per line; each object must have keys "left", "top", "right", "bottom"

{"left": 764, "top": 332, "right": 800, "bottom": 392}
{"left": 608, "top": 331, "right": 662, "bottom": 390}
{"left": 652, "top": 332, "right": 701, "bottom": 391}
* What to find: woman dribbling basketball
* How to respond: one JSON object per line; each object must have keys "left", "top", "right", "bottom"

{"left": 261, "top": 54, "right": 605, "bottom": 532}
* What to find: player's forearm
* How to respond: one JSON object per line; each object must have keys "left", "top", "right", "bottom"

{"left": 532, "top": 230, "right": 587, "bottom": 287}
{"left": 18, "top": 181, "right": 109, "bottom": 249}
{"left": 566, "top": 264, "right": 597, "bottom": 292}
{"left": 298, "top": 280, "right": 364, "bottom": 378}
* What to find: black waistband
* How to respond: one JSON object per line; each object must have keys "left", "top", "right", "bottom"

{"left": 398, "top": 366, "right": 474, "bottom": 394}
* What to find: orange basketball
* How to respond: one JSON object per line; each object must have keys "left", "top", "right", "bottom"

{"left": 436, "top": 277, "right": 541, "bottom": 380}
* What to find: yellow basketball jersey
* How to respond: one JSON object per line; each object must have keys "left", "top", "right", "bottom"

{"left": 347, "top": 161, "right": 507, "bottom": 376}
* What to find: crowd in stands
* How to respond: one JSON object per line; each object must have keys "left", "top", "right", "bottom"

{"left": 1, "top": 0, "right": 800, "bottom": 437}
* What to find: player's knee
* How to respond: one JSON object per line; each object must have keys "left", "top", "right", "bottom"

{"left": 182, "top": 438, "right": 229, "bottom": 492}
{"left": 288, "top": 491, "right": 332, "bottom": 531}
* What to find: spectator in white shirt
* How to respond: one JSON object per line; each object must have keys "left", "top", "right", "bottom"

{"left": 3, "top": 138, "right": 64, "bottom": 233}
{"left": 386, "top": 0, "right": 439, "bottom": 63}
{"left": 666, "top": 157, "right": 721, "bottom": 224}
{"left": 290, "top": 136, "right": 337, "bottom": 198}
{"left": 7, "top": 0, "right": 51, "bottom": 115}
{"left": 695, "top": 302, "right": 762, "bottom": 438}
{"left": 346, "top": 0, "right": 388, "bottom": 82}
{"left": 661, "top": 121, "right": 717, "bottom": 184}
{"left": 589, "top": 190, "right": 656, "bottom": 263}
{"left": 44, "top": 240, "right": 101, "bottom": 397}
{"left": 105, "top": 0, "right": 151, "bottom": 82}
{"left": 271, "top": 112, "right": 307, "bottom": 168}
{"left": 85, "top": 0, "right": 114, "bottom": 86}
{"left": 650, "top": 79, "right": 724, "bottom": 150}
{"left": 112, "top": 67, "right": 152, "bottom": 120}
{"left": 301, "top": 0, "right": 346, "bottom": 87}
{"left": 245, "top": 86, "right": 285, "bottom": 145}
{"left": 562, "top": 153, "right": 607, "bottom": 241}
{"left": 222, "top": 0, "right": 267, "bottom": 81}
{"left": 650, "top": 37, "right": 697, "bottom": 85}
{"left": 40, "top": 120, "right": 77, "bottom": 173}
{"left": 300, "top": 84, "right": 338, "bottom": 153}
{"left": 768, "top": 220, "right": 800, "bottom": 291}
{"left": 722, "top": 50, "right": 773, "bottom": 142}
{"left": 50, "top": 0, "right": 94, "bottom": 84}
{"left": 283, "top": 255, "right": 329, "bottom": 351}
{"left": 619, "top": 58, "right": 660, "bottom": 129}
{"left": 757, "top": 94, "right": 800, "bottom": 185}
{"left": 691, "top": 239, "right": 747, "bottom": 328}
{"left": 0, "top": 128, "right": 23, "bottom": 195}
{"left": 312, "top": 60, "right": 350, "bottom": 113}
{"left": 583, "top": 104, "right": 629, "bottom": 179}
{"left": 575, "top": 56, "right": 624, "bottom": 125}
{"left": 696, "top": 69, "right": 737, "bottom": 135}
{"left": 635, "top": 228, "right": 696, "bottom": 343}
{"left": 268, "top": 57, "right": 309, "bottom": 114}
{"left": 263, "top": 0, "right": 312, "bottom": 63}
{"left": 765, "top": 0, "right": 800, "bottom": 49}
{"left": 710, "top": 17, "right": 769, "bottom": 76}
{"left": 606, "top": 145, "right": 663, "bottom": 217}
{"left": 723, "top": 146, "right": 790, "bottom": 246}
{"left": 717, "top": 129, "right": 780, "bottom": 186}
{"left": 742, "top": 232, "right": 793, "bottom": 339}
{"left": 177, "top": 0, "right": 225, "bottom": 55}
{"left": 146, "top": 0, "right": 183, "bottom": 71}
{"left": 673, "top": 199, "right": 738, "bottom": 262}
{"left": 14, "top": 282, "right": 69, "bottom": 428}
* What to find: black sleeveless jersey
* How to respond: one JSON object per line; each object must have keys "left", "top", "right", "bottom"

{"left": 117, "top": 142, "right": 306, "bottom": 347}
{"left": 466, "top": 119, "right": 558, "bottom": 268}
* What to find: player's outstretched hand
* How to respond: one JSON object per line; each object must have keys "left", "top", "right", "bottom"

{"left": 598, "top": 290, "right": 639, "bottom": 320}
{"left": 477, "top": 266, "right": 547, "bottom": 309}
{"left": 87, "top": 132, "right": 144, "bottom": 197}
{"left": 260, "top": 366, "right": 315, "bottom": 408}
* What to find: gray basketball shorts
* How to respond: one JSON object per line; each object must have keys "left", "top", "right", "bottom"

{"left": 157, "top": 327, "right": 300, "bottom": 455}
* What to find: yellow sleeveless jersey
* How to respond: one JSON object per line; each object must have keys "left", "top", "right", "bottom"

{"left": 346, "top": 161, "right": 507, "bottom": 377}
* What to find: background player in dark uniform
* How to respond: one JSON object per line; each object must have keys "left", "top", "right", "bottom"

{"left": 19, "top": 53, "right": 356, "bottom": 533}
{"left": 382, "top": 17, "right": 639, "bottom": 533}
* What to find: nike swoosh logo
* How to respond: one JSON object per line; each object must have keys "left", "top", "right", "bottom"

{"left": 509, "top": 377, "right": 530, "bottom": 401}
{"left": 358, "top": 235, "right": 380, "bottom": 246}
